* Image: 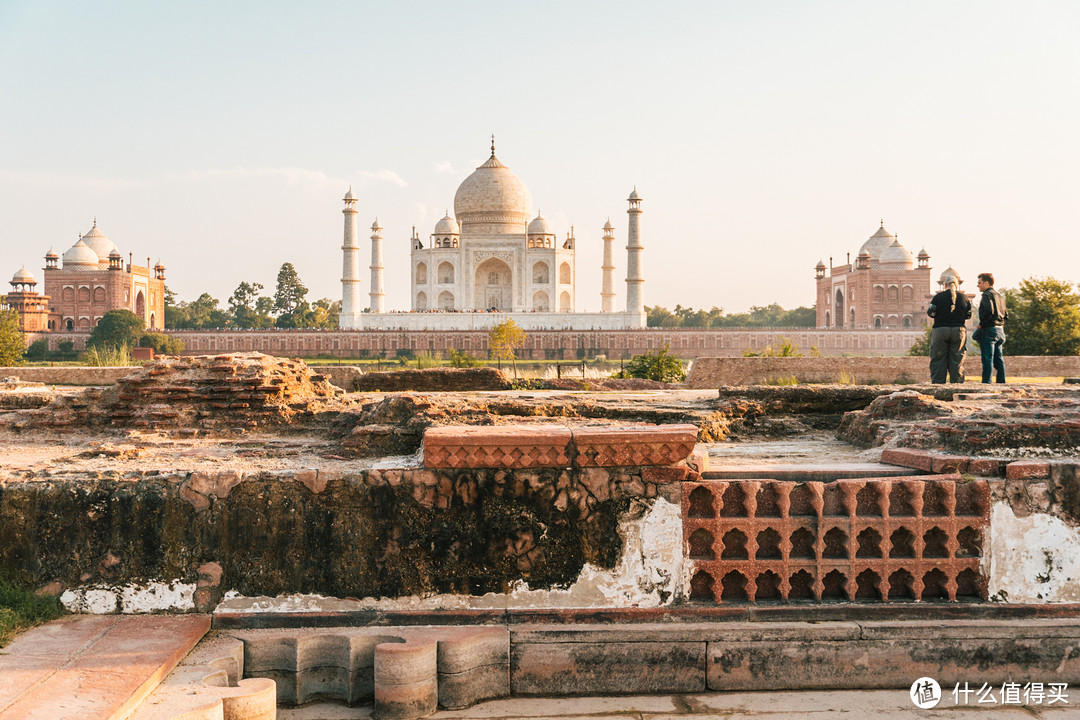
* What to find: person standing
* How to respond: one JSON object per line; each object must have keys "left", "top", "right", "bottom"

{"left": 927, "top": 274, "right": 972, "bottom": 383}
{"left": 974, "top": 272, "right": 1008, "bottom": 383}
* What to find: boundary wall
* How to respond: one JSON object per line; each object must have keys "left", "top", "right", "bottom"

{"left": 686, "top": 356, "right": 1080, "bottom": 388}
{"left": 27, "top": 328, "right": 923, "bottom": 360}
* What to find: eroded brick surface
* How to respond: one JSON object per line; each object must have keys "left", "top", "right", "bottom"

{"left": 683, "top": 476, "right": 990, "bottom": 604}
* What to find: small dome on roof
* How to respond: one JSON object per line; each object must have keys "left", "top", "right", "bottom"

{"left": 815, "top": 259, "right": 826, "bottom": 269}
{"left": 433, "top": 212, "right": 459, "bottom": 235}
{"left": 879, "top": 239, "right": 915, "bottom": 267}
{"left": 371, "top": 218, "right": 382, "bottom": 231}
{"left": 528, "top": 213, "right": 554, "bottom": 236}
{"left": 343, "top": 186, "right": 356, "bottom": 201}
{"left": 603, "top": 218, "right": 614, "bottom": 230}
{"left": 62, "top": 238, "right": 99, "bottom": 268}
{"left": 154, "top": 259, "right": 164, "bottom": 270}
{"left": 628, "top": 187, "right": 641, "bottom": 201}
{"left": 109, "top": 248, "right": 122, "bottom": 259}
{"left": 939, "top": 266, "right": 962, "bottom": 285}
{"left": 12, "top": 266, "right": 35, "bottom": 283}
{"left": 45, "top": 247, "right": 58, "bottom": 259}
{"left": 917, "top": 248, "right": 930, "bottom": 259}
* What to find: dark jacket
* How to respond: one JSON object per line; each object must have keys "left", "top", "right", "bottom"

{"left": 978, "top": 288, "right": 1008, "bottom": 328}
{"left": 927, "top": 289, "right": 972, "bottom": 328}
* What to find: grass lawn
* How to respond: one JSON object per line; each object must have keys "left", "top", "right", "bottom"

{"left": 0, "top": 575, "right": 64, "bottom": 648}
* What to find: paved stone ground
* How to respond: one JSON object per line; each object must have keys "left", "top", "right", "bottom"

{"left": 279, "top": 690, "right": 1074, "bottom": 718}
{"left": 0, "top": 614, "right": 210, "bottom": 720}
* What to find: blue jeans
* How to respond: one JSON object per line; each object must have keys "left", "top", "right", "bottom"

{"left": 978, "top": 326, "right": 1006, "bottom": 383}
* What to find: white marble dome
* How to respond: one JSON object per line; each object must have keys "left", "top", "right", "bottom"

{"left": 939, "top": 266, "right": 962, "bottom": 286}
{"left": 62, "top": 238, "right": 99, "bottom": 269}
{"left": 858, "top": 223, "right": 895, "bottom": 260}
{"left": 879, "top": 239, "right": 914, "bottom": 267}
{"left": 528, "top": 213, "right": 554, "bottom": 236}
{"left": 433, "top": 213, "right": 459, "bottom": 235}
{"left": 81, "top": 221, "right": 117, "bottom": 262}
{"left": 453, "top": 152, "right": 533, "bottom": 225}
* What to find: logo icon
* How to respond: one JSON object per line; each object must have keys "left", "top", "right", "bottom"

{"left": 910, "top": 677, "right": 942, "bottom": 709}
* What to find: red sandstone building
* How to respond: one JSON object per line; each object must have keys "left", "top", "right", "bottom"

{"left": 1, "top": 267, "right": 51, "bottom": 332}
{"left": 815, "top": 223, "right": 938, "bottom": 329}
{"left": 3, "top": 221, "right": 166, "bottom": 333}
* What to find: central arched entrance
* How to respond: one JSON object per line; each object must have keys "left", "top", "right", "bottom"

{"left": 474, "top": 257, "right": 512, "bottom": 311}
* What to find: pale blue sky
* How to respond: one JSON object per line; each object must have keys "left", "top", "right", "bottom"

{"left": 2, "top": 1, "right": 1077, "bottom": 312}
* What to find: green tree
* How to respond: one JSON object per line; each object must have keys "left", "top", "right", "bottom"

{"left": 0, "top": 310, "right": 25, "bottom": 366}
{"left": 138, "top": 332, "right": 186, "bottom": 355}
{"left": 488, "top": 319, "right": 527, "bottom": 377}
{"left": 164, "top": 286, "right": 187, "bottom": 329}
{"left": 907, "top": 324, "right": 932, "bottom": 356}
{"left": 229, "top": 281, "right": 267, "bottom": 329}
{"left": 24, "top": 338, "right": 49, "bottom": 362}
{"left": 1003, "top": 277, "right": 1080, "bottom": 356}
{"left": 88, "top": 309, "right": 143, "bottom": 349}
{"left": 273, "top": 263, "right": 309, "bottom": 327}
{"left": 617, "top": 346, "right": 686, "bottom": 383}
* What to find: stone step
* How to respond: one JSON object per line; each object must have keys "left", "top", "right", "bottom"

{"left": 0, "top": 614, "right": 209, "bottom": 720}
{"left": 701, "top": 462, "right": 919, "bottom": 481}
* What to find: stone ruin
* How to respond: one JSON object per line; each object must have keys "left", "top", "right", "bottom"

{"left": 5, "top": 352, "right": 344, "bottom": 433}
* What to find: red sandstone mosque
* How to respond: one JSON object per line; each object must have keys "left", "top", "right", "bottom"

{"left": 2, "top": 220, "right": 165, "bottom": 333}
{"left": 814, "top": 222, "right": 959, "bottom": 330}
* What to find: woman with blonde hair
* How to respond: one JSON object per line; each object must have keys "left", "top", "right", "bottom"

{"left": 927, "top": 271, "right": 972, "bottom": 383}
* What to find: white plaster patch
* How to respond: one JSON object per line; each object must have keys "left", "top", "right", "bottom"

{"left": 988, "top": 501, "right": 1080, "bottom": 602}
{"left": 60, "top": 582, "right": 196, "bottom": 614}
{"left": 216, "top": 497, "right": 687, "bottom": 614}
{"left": 120, "top": 581, "right": 196, "bottom": 613}
{"left": 61, "top": 587, "right": 118, "bottom": 613}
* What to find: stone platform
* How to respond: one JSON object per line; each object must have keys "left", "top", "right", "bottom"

{"left": 0, "top": 614, "right": 210, "bottom": 720}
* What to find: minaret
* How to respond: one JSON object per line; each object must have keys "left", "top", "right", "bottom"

{"left": 369, "top": 218, "right": 385, "bottom": 313}
{"left": 625, "top": 188, "right": 645, "bottom": 322}
{"left": 340, "top": 187, "right": 361, "bottom": 324}
{"left": 601, "top": 218, "right": 616, "bottom": 313}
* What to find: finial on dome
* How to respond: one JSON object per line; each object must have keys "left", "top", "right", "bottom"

{"left": 93, "top": 217, "right": 97, "bottom": 227}
{"left": 880, "top": 218, "right": 884, "bottom": 227}
{"left": 491, "top": 134, "right": 495, "bottom": 156}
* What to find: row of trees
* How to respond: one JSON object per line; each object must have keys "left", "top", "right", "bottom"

{"left": 646, "top": 304, "right": 815, "bottom": 328}
{"left": 167, "top": 263, "right": 340, "bottom": 330}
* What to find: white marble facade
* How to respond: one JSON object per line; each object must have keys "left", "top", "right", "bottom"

{"left": 339, "top": 141, "right": 645, "bottom": 330}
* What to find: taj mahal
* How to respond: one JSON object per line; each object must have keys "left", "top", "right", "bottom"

{"left": 338, "top": 140, "right": 647, "bottom": 330}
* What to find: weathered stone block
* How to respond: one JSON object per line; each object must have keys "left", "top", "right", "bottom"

{"left": 1005, "top": 460, "right": 1051, "bottom": 480}
{"left": 424, "top": 426, "right": 572, "bottom": 469}
{"left": 511, "top": 641, "right": 706, "bottom": 695}
{"left": 573, "top": 424, "right": 697, "bottom": 467}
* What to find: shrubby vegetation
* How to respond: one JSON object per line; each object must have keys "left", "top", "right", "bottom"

{"left": 0, "top": 572, "right": 64, "bottom": 648}
{"left": 614, "top": 346, "right": 686, "bottom": 383}
{"left": 138, "top": 332, "right": 185, "bottom": 355}
{"left": 647, "top": 303, "right": 815, "bottom": 328}
{"left": 0, "top": 309, "right": 25, "bottom": 366}
{"left": 88, "top": 309, "right": 143, "bottom": 350}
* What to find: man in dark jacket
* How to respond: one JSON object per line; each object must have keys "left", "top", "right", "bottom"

{"left": 927, "top": 274, "right": 973, "bottom": 383}
{"left": 974, "top": 272, "right": 1008, "bottom": 383}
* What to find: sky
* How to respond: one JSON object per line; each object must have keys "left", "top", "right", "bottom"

{"left": 2, "top": 1, "right": 1078, "bottom": 314}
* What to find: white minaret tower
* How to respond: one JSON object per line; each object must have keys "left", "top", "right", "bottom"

{"left": 369, "top": 218, "right": 385, "bottom": 313}
{"left": 340, "top": 187, "right": 362, "bottom": 326}
{"left": 601, "top": 218, "right": 616, "bottom": 313}
{"left": 625, "top": 188, "right": 645, "bottom": 323}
